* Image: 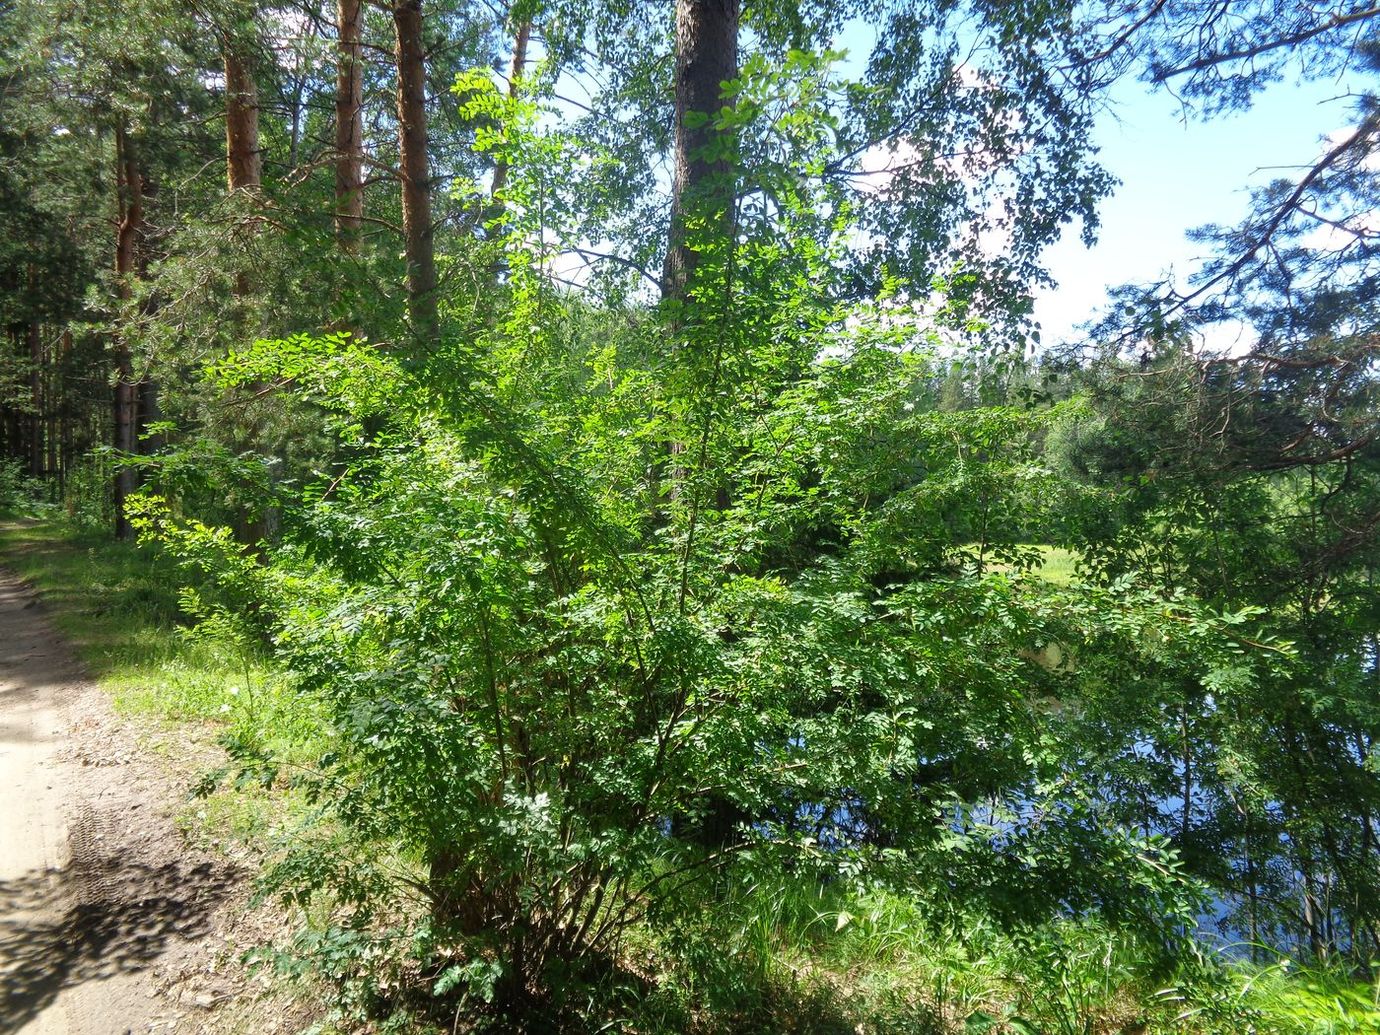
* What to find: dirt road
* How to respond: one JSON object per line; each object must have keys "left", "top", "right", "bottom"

{"left": 0, "top": 569, "right": 239, "bottom": 1034}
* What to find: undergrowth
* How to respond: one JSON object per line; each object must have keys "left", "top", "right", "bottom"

{"left": 2, "top": 515, "right": 1377, "bottom": 1035}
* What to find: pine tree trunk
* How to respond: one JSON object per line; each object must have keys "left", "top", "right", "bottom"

{"left": 46, "top": 340, "right": 58, "bottom": 484}
{"left": 392, "top": 0, "right": 438, "bottom": 342}
{"left": 57, "top": 330, "right": 71, "bottom": 486}
{"left": 3, "top": 348, "right": 18, "bottom": 458}
{"left": 663, "top": 0, "right": 741, "bottom": 850}
{"left": 113, "top": 125, "right": 144, "bottom": 541}
{"left": 138, "top": 378, "right": 163, "bottom": 453}
{"left": 220, "top": 27, "right": 272, "bottom": 546}
{"left": 224, "top": 45, "right": 262, "bottom": 192}
{"left": 4, "top": 393, "right": 18, "bottom": 462}
{"left": 487, "top": 19, "right": 530, "bottom": 207}
{"left": 27, "top": 318, "right": 42, "bottom": 478}
{"left": 335, "top": 0, "right": 365, "bottom": 254}
{"left": 662, "top": 0, "right": 739, "bottom": 304}
{"left": 660, "top": 0, "right": 739, "bottom": 501}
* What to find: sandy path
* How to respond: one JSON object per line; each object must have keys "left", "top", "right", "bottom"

{"left": 0, "top": 569, "right": 238, "bottom": 1034}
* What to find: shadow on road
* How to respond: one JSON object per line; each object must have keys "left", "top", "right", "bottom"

{"left": 0, "top": 857, "right": 229, "bottom": 1034}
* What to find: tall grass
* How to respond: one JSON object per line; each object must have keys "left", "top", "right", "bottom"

{"left": 640, "top": 873, "right": 1380, "bottom": 1034}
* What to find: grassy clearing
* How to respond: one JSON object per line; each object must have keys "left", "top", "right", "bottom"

{"left": 958, "top": 544, "right": 1081, "bottom": 585}
{"left": 1030, "top": 544, "right": 1079, "bottom": 586}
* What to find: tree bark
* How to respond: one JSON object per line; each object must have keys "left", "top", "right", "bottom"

{"left": 660, "top": 0, "right": 739, "bottom": 501}
{"left": 392, "top": 0, "right": 438, "bottom": 342}
{"left": 335, "top": 0, "right": 365, "bottom": 254}
{"left": 662, "top": 0, "right": 740, "bottom": 849}
{"left": 662, "top": 0, "right": 739, "bottom": 304}
{"left": 487, "top": 18, "right": 530, "bottom": 207}
{"left": 113, "top": 125, "right": 144, "bottom": 540}
{"left": 224, "top": 43, "right": 262, "bottom": 192}
{"left": 27, "top": 318, "right": 42, "bottom": 478}
{"left": 48, "top": 331, "right": 65, "bottom": 482}
{"left": 2, "top": 334, "right": 19, "bottom": 459}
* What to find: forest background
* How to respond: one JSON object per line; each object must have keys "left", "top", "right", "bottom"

{"left": 2, "top": 1, "right": 1379, "bottom": 1032}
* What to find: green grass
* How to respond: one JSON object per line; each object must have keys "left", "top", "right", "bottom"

{"left": 1234, "top": 963, "right": 1380, "bottom": 1034}
{"left": 0, "top": 517, "right": 199, "bottom": 691}
{"left": 695, "top": 879, "right": 1380, "bottom": 1035}
{"left": 0, "top": 517, "right": 323, "bottom": 852}
{"left": 1030, "top": 544, "right": 1079, "bottom": 586}
{"left": 959, "top": 544, "right": 1082, "bottom": 586}
{"left": 2, "top": 518, "right": 237, "bottom": 718}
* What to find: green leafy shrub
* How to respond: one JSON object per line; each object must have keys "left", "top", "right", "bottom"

{"left": 0, "top": 457, "right": 43, "bottom": 512}
{"left": 130, "top": 57, "right": 1296, "bottom": 1033}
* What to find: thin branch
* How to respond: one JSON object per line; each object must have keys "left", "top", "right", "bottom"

{"left": 1072, "top": 0, "right": 1169, "bottom": 69}
{"left": 569, "top": 247, "right": 663, "bottom": 291}
{"left": 1162, "top": 112, "right": 1380, "bottom": 318}
{"left": 1152, "top": 5, "right": 1380, "bottom": 82}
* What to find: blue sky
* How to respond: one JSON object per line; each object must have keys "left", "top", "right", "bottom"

{"left": 1034, "top": 72, "right": 1358, "bottom": 347}
{"left": 821, "top": 19, "right": 1361, "bottom": 349}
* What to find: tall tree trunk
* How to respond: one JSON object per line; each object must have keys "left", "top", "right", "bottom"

{"left": 662, "top": 0, "right": 739, "bottom": 304}
{"left": 224, "top": 44, "right": 262, "bottom": 192}
{"left": 659, "top": 0, "right": 739, "bottom": 499}
{"left": 58, "top": 329, "right": 72, "bottom": 486}
{"left": 3, "top": 336, "right": 19, "bottom": 458}
{"left": 487, "top": 18, "right": 530, "bottom": 207}
{"left": 392, "top": 0, "right": 438, "bottom": 342}
{"left": 335, "top": 0, "right": 365, "bottom": 254}
{"left": 225, "top": 36, "right": 270, "bottom": 545}
{"left": 663, "top": 0, "right": 740, "bottom": 850}
{"left": 3, "top": 385, "right": 18, "bottom": 461}
{"left": 46, "top": 335, "right": 61, "bottom": 483}
{"left": 113, "top": 125, "right": 144, "bottom": 540}
{"left": 27, "top": 318, "right": 42, "bottom": 478}
{"left": 288, "top": 73, "right": 305, "bottom": 171}
{"left": 138, "top": 378, "right": 164, "bottom": 454}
